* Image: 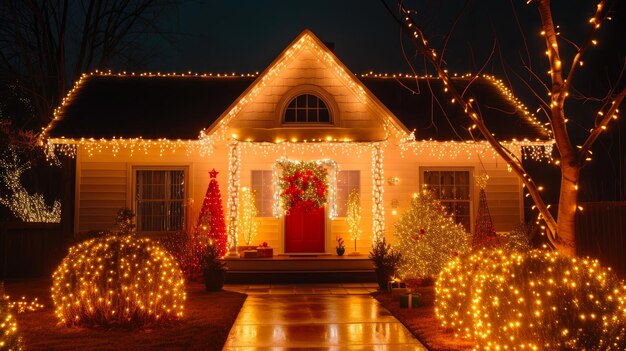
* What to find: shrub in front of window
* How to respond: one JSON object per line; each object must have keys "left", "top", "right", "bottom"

{"left": 52, "top": 235, "right": 186, "bottom": 327}
{"left": 394, "top": 191, "right": 470, "bottom": 279}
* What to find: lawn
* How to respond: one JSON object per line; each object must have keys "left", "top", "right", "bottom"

{"left": 372, "top": 286, "right": 474, "bottom": 351}
{"left": 4, "top": 279, "right": 246, "bottom": 351}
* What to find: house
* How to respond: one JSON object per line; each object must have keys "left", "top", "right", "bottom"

{"left": 41, "top": 29, "right": 553, "bottom": 257}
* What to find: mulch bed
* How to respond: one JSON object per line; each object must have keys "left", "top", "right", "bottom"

{"left": 4, "top": 279, "right": 246, "bottom": 351}
{"left": 372, "top": 286, "right": 474, "bottom": 351}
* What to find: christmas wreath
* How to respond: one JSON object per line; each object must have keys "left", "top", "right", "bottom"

{"left": 278, "top": 161, "right": 328, "bottom": 212}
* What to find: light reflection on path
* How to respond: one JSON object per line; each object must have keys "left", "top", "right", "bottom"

{"left": 223, "top": 292, "right": 427, "bottom": 350}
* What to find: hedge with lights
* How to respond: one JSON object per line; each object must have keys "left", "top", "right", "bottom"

{"left": 394, "top": 191, "right": 470, "bottom": 279}
{"left": 435, "top": 249, "right": 512, "bottom": 339}
{"left": 0, "top": 284, "right": 22, "bottom": 350}
{"left": 52, "top": 235, "right": 186, "bottom": 327}
{"left": 436, "top": 249, "right": 626, "bottom": 350}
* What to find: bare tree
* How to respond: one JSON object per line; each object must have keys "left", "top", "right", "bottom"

{"left": 0, "top": 0, "right": 174, "bottom": 129}
{"left": 383, "top": 0, "right": 626, "bottom": 256}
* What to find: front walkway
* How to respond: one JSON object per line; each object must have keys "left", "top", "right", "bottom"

{"left": 222, "top": 284, "right": 427, "bottom": 350}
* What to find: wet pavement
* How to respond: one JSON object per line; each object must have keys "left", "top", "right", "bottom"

{"left": 222, "top": 286, "right": 427, "bottom": 350}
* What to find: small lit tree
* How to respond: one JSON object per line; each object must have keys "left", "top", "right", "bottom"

{"left": 194, "top": 169, "right": 227, "bottom": 257}
{"left": 238, "top": 187, "right": 259, "bottom": 246}
{"left": 394, "top": 191, "right": 470, "bottom": 279}
{"left": 346, "top": 189, "right": 362, "bottom": 254}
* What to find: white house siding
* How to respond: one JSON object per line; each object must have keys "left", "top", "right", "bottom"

{"left": 73, "top": 140, "right": 523, "bottom": 254}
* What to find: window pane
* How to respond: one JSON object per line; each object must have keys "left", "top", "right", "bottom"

{"left": 422, "top": 169, "right": 471, "bottom": 232}
{"left": 283, "top": 94, "right": 331, "bottom": 124}
{"left": 307, "top": 94, "right": 317, "bottom": 108}
{"left": 318, "top": 109, "right": 329, "bottom": 122}
{"left": 296, "top": 95, "right": 306, "bottom": 108}
{"left": 251, "top": 170, "right": 273, "bottom": 217}
{"left": 285, "top": 108, "right": 296, "bottom": 122}
{"left": 135, "top": 169, "right": 185, "bottom": 233}
{"left": 336, "top": 170, "right": 360, "bottom": 217}
{"left": 296, "top": 109, "right": 305, "bottom": 122}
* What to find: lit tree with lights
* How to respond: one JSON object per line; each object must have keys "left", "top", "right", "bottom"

{"left": 394, "top": 191, "right": 470, "bottom": 279}
{"left": 383, "top": 0, "right": 626, "bottom": 256}
{"left": 238, "top": 187, "right": 259, "bottom": 246}
{"left": 346, "top": 189, "right": 362, "bottom": 254}
{"left": 195, "top": 169, "right": 227, "bottom": 257}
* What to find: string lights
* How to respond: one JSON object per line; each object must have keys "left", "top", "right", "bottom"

{"left": 51, "top": 235, "right": 186, "bottom": 327}
{"left": 436, "top": 249, "right": 626, "bottom": 350}
{"left": 371, "top": 145, "right": 385, "bottom": 243}
{"left": 227, "top": 142, "right": 241, "bottom": 253}
{"left": 0, "top": 149, "right": 61, "bottom": 223}
{"left": 394, "top": 190, "right": 470, "bottom": 279}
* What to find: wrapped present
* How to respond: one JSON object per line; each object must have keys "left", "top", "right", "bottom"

{"left": 387, "top": 280, "right": 406, "bottom": 292}
{"left": 256, "top": 247, "right": 273, "bottom": 258}
{"left": 399, "top": 293, "right": 422, "bottom": 308}
{"left": 242, "top": 250, "right": 258, "bottom": 258}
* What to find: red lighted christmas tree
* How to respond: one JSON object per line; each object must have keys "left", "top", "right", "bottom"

{"left": 195, "top": 169, "right": 228, "bottom": 257}
{"left": 472, "top": 175, "right": 500, "bottom": 249}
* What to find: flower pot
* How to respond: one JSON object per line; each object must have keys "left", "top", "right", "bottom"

{"left": 336, "top": 247, "right": 345, "bottom": 256}
{"left": 204, "top": 269, "right": 226, "bottom": 291}
{"left": 375, "top": 269, "right": 392, "bottom": 290}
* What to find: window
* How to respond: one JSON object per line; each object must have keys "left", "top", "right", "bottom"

{"left": 284, "top": 94, "right": 330, "bottom": 123}
{"left": 422, "top": 169, "right": 471, "bottom": 232}
{"left": 251, "top": 170, "right": 273, "bottom": 217}
{"left": 135, "top": 169, "right": 185, "bottom": 232}
{"left": 336, "top": 170, "right": 360, "bottom": 217}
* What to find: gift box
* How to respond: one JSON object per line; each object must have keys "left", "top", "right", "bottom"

{"left": 399, "top": 293, "right": 422, "bottom": 308}
{"left": 391, "top": 287, "right": 411, "bottom": 300}
{"left": 387, "top": 280, "right": 406, "bottom": 292}
{"left": 242, "top": 250, "right": 258, "bottom": 258}
{"left": 256, "top": 247, "right": 273, "bottom": 258}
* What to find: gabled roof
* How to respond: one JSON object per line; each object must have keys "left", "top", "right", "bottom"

{"left": 360, "top": 76, "right": 550, "bottom": 141}
{"left": 43, "top": 30, "right": 551, "bottom": 142}
{"left": 46, "top": 74, "right": 255, "bottom": 139}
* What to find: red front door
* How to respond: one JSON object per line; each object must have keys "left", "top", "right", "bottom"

{"left": 285, "top": 207, "right": 325, "bottom": 253}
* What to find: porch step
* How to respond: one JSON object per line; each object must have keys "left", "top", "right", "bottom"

{"left": 223, "top": 255, "right": 376, "bottom": 284}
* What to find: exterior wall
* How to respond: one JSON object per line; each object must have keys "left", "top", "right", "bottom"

{"left": 73, "top": 141, "right": 523, "bottom": 254}
{"left": 227, "top": 47, "right": 387, "bottom": 142}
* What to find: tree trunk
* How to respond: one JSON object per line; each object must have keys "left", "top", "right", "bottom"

{"left": 554, "top": 164, "right": 580, "bottom": 256}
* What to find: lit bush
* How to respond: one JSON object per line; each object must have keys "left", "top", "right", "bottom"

{"left": 435, "top": 249, "right": 626, "bottom": 350}
{"left": 435, "top": 249, "right": 517, "bottom": 339}
{"left": 52, "top": 235, "right": 186, "bottom": 327}
{"left": 0, "top": 284, "right": 22, "bottom": 350}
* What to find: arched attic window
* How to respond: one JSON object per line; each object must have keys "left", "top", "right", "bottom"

{"left": 283, "top": 94, "right": 331, "bottom": 123}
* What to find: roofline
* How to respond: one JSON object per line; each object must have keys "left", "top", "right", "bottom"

{"left": 201, "top": 29, "right": 411, "bottom": 138}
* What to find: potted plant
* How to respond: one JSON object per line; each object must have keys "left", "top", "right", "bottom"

{"left": 369, "top": 238, "right": 401, "bottom": 290}
{"left": 201, "top": 243, "right": 227, "bottom": 291}
{"left": 336, "top": 237, "right": 345, "bottom": 256}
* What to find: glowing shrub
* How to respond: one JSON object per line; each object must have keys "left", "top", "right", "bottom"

{"left": 0, "top": 284, "right": 22, "bottom": 350}
{"left": 52, "top": 235, "right": 186, "bottom": 327}
{"left": 436, "top": 249, "right": 626, "bottom": 350}
{"left": 435, "top": 249, "right": 517, "bottom": 339}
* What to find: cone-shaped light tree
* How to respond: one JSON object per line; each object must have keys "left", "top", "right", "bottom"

{"left": 472, "top": 175, "right": 500, "bottom": 249}
{"left": 195, "top": 169, "right": 227, "bottom": 257}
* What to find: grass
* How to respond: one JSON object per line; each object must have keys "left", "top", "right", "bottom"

{"left": 4, "top": 279, "right": 246, "bottom": 351}
{"left": 372, "top": 286, "right": 474, "bottom": 351}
